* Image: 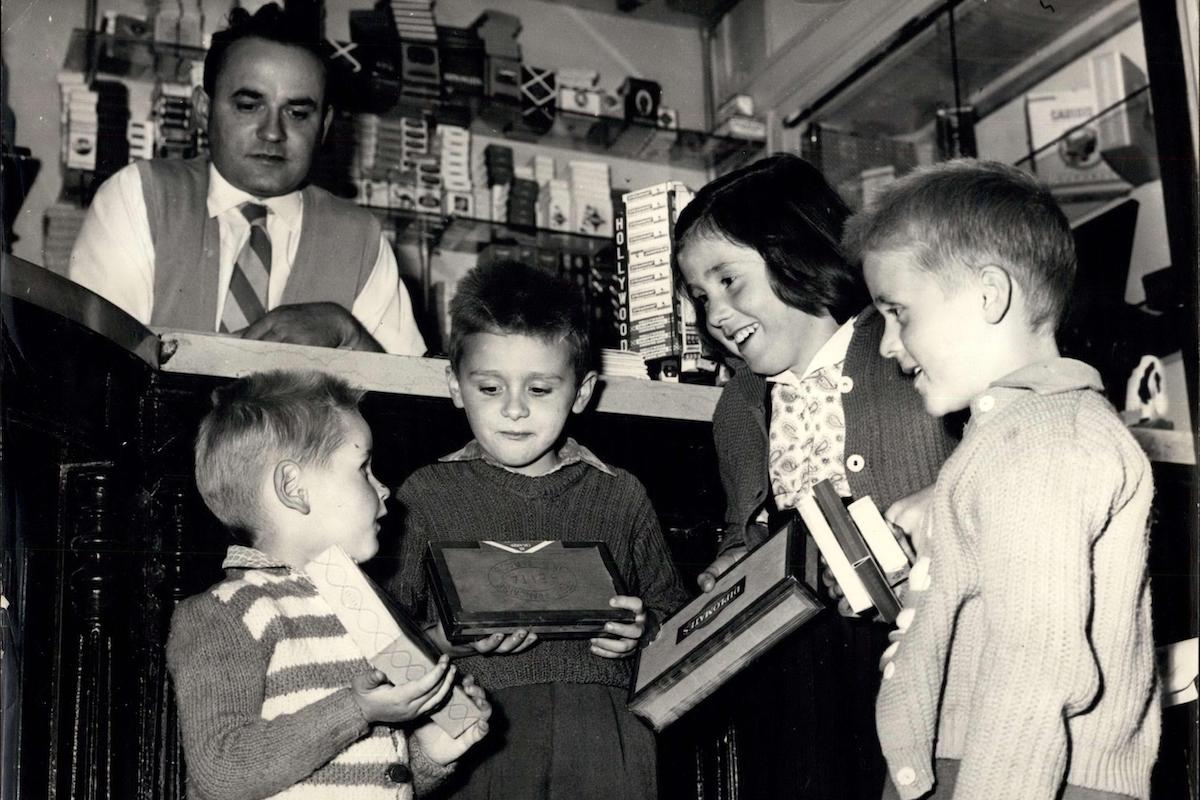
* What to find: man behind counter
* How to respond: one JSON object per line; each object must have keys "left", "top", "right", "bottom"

{"left": 68, "top": 4, "right": 426, "bottom": 355}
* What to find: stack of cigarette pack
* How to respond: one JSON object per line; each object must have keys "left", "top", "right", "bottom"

{"left": 567, "top": 160, "right": 612, "bottom": 238}
{"left": 611, "top": 181, "right": 698, "bottom": 375}
{"left": 438, "top": 124, "right": 473, "bottom": 216}
{"left": 42, "top": 203, "right": 88, "bottom": 274}
{"left": 390, "top": 0, "right": 440, "bottom": 107}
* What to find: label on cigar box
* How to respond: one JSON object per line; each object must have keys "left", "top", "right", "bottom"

{"left": 629, "top": 523, "right": 821, "bottom": 729}
{"left": 303, "top": 546, "right": 483, "bottom": 738}
{"left": 427, "top": 541, "right": 634, "bottom": 643}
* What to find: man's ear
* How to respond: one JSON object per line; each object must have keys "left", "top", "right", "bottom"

{"left": 273, "top": 461, "right": 310, "bottom": 514}
{"left": 191, "top": 86, "right": 210, "bottom": 134}
{"left": 978, "top": 264, "right": 1013, "bottom": 325}
{"left": 571, "top": 370, "right": 599, "bottom": 414}
{"left": 446, "top": 364, "right": 465, "bottom": 409}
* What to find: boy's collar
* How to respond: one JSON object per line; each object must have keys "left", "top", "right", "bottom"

{"left": 441, "top": 437, "right": 614, "bottom": 476}
{"left": 967, "top": 357, "right": 1103, "bottom": 418}
{"left": 989, "top": 357, "right": 1103, "bottom": 395}
{"left": 223, "top": 544, "right": 289, "bottom": 570}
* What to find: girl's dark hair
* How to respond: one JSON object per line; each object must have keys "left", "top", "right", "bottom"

{"left": 673, "top": 154, "right": 869, "bottom": 343}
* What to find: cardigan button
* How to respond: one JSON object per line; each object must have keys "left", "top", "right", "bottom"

{"left": 896, "top": 767, "right": 916, "bottom": 786}
{"left": 909, "top": 557, "right": 932, "bottom": 592}
{"left": 882, "top": 661, "right": 896, "bottom": 680}
{"left": 977, "top": 394, "right": 996, "bottom": 412}
{"left": 386, "top": 763, "right": 412, "bottom": 784}
{"left": 838, "top": 376, "right": 854, "bottom": 394}
{"left": 846, "top": 454, "right": 865, "bottom": 473}
{"left": 895, "top": 607, "right": 915, "bottom": 632}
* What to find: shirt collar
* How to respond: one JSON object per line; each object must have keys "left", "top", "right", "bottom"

{"left": 440, "top": 437, "right": 615, "bottom": 476}
{"left": 222, "top": 544, "right": 289, "bottom": 570}
{"left": 206, "top": 162, "right": 302, "bottom": 225}
{"left": 989, "top": 357, "right": 1103, "bottom": 395}
{"left": 767, "top": 314, "right": 857, "bottom": 385}
{"left": 967, "top": 357, "right": 1104, "bottom": 417}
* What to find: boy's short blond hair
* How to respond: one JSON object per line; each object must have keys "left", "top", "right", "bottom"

{"left": 194, "top": 370, "right": 365, "bottom": 541}
{"left": 842, "top": 159, "right": 1077, "bottom": 331}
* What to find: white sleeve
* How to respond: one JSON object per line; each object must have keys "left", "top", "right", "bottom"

{"left": 66, "top": 164, "right": 155, "bottom": 324}
{"left": 349, "top": 236, "right": 427, "bottom": 356}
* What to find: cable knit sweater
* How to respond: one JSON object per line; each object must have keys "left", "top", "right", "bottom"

{"left": 167, "top": 546, "right": 452, "bottom": 800}
{"left": 714, "top": 307, "right": 958, "bottom": 553}
{"left": 386, "top": 444, "right": 689, "bottom": 693}
{"left": 875, "top": 359, "right": 1160, "bottom": 800}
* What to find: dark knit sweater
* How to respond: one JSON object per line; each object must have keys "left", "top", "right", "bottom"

{"left": 167, "top": 546, "right": 451, "bottom": 800}
{"left": 714, "top": 308, "right": 958, "bottom": 552}
{"left": 387, "top": 456, "right": 689, "bottom": 693}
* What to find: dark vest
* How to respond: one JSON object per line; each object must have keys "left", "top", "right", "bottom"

{"left": 138, "top": 157, "right": 379, "bottom": 330}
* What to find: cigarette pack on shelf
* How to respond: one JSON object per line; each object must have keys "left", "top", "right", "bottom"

{"left": 520, "top": 66, "right": 556, "bottom": 134}
{"left": 629, "top": 522, "right": 821, "bottom": 729}
{"left": 1024, "top": 87, "right": 1127, "bottom": 199}
{"left": 715, "top": 93, "right": 754, "bottom": 127}
{"left": 43, "top": 203, "right": 88, "bottom": 274}
{"left": 152, "top": 81, "right": 198, "bottom": 160}
{"left": 390, "top": 0, "right": 438, "bottom": 43}
{"left": 568, "top": 160, "right": 613, "bottom": 237}
{"left": 303, "top": 545, "right": 483, "bottom": 739}
{"left": 1089, "top": 51, "right": 1154, "bottom": 172}
{"left": 437, "top": 25, "right": 485, "bottom": 102}
{"left": 471, "top": 10, "right": 521, "bottom": 60}
{"left": 541, "top": 178, "right": 572, "bottom": 232}
{"left": 713, "top": 115, "right": 766, "bottom": 141}
{"left": 620, "top": 77, "right": 661, "bottom": 125}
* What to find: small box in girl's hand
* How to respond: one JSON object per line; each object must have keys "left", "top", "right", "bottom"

{"left": 303, "top": 545, "right": 483, "bottom": 738}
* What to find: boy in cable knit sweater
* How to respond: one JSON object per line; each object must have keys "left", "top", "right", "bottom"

{"left": 384, "top": 261, "right": 688, "bottom": 799}
{"left": 842, "top": 160, "right": 1159, "bottom": 800}
{"left": 167, "top": 370, "right": 491, "bottom": 800}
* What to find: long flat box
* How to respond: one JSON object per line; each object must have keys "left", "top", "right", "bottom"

{"left": 303, "top": 546, "right": 483, "bottom": 738}
{"left": 427, "top": 541, "right": 634, "bottom": 643}
{"left": 629, "top": 523, "right": 821, "bottom": 729}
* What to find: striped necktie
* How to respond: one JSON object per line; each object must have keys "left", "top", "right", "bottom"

{"left": 219, "top": 202, "right": 271, "bottom": 333}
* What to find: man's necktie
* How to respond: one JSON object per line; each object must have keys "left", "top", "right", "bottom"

{"left": 219, "top": 203, "right": 271, "bottom": 333}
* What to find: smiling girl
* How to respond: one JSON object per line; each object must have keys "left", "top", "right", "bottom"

{"left": 673, "top": 153, "right": 958, "bottom": 799}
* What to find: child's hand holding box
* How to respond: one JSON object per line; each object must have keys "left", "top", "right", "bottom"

{"left": 304, "top": 545, "right": 486, "bottom": 738}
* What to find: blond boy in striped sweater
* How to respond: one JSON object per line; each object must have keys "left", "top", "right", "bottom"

{"left": 168, "top": 370, "right": 490, "bottom": 800}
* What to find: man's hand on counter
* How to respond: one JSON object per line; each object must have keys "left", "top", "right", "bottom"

{"left": 236, "top": 302, "right": 384, "bottom": 352}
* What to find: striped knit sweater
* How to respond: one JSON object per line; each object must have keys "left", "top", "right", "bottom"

{"left": 875, "top": 359, "right": 1160, "bottom": 800}
{"left": 166, "top": 546, "right": 452, "bottom": 800}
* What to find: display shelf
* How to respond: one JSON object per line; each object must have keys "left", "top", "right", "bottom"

{"left": 61, "top": 28, "right": 762, "bottom": 173}
{"left": 369, "top": 205, "right": 611, "bottom": 254}
{"left": 62, "top": 27, "right": 203, "bottom": 83}
{"left": 461, "top": 104, "right": 763, "bottom": 172}
{"left": 156, "top": 330, "right": 721, "bottom": 422}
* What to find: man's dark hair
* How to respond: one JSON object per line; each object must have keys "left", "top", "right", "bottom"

{"left": 448, "top": 261, "right": 592, "bottom": 383}
{"left": 203, "top": 2, "right": 328, "bottom": 100}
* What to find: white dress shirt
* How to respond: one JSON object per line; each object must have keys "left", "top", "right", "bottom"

{"left": 68, "top": 162, "right": 426, "bottom": 355}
